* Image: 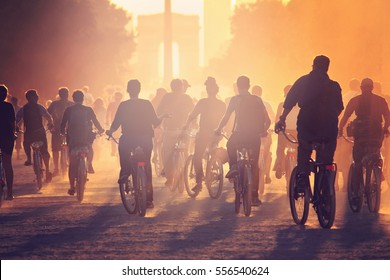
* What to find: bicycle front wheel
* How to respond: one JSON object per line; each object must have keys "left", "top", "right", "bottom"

{"left": 184, "top": 155, "right": 199, "bottom": 198}
{"left": 137, "top": 167, "right": 147, "bottom": 217}
{"left": 347, "top": 163, "right": 363, "bottom": 213}
{"left": 316, "top": 169, "right": 336, "bottom": 229}
{"left": 242, "top": 165, "right": 252, "bottom": 217}
{"left": 119, "top": 177, "right": 137, "bottom": 214}
{"left": 367, "top": 165, "right": 381, "bottom": 213}
{"left": 289, "top": 166, "right": 309, "bottom": 225}
{"left": 76, "top": 157, "right": 87, "bottom": 202}
{"left": 206, "top": 156, "right": 223, "bottom": 199}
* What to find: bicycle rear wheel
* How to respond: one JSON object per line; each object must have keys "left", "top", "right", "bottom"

{"left": 347, "top": 163, "right": 363, "bottom": 213}
{"left": 137, "top": 167, "right": 147, "bottom": 217}
{"left": 206, "top": 156, "right": 223, "bottom": 199}
{"left": 242, "top": 165, "right": 252, "bottom": 217}
{"left": 119, "top": 176, "right": 137, "bottom": 214}
{"left": 367, "top": 166, "right": 381, "bottom": 213}
{"left": 60, "top": 147, "right": 68, "bottom": 178}
{"left": 316, "top": 169, "right": 336, "bottom": 229}
{"left": 184, "top": 155, "right": 199, "bottom": 198}
{"left": 33, "top": 152, "right": 43, "bottom": 191}
{"left": 234, "top": 179, "right": 241, "bottom": 214}
{"left": 289, "top": 166, "right": 309, "bottom": 225}
{"left": 76, "top": 158, "right": 87, "bottom": 202}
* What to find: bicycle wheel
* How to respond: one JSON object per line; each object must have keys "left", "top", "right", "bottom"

{"left": 60, "top": 147, "right": 68, "bottom": 178}
{"left": 184, "top": 155, "right": 199, "bottom": 198}
{"left": 119, "top": 176, "right": 137, "bottom": 214}
{"left": 316, "top": 169, "right": 336, "bottom": 229}
{"left": 33, "top": 151, "right": 43, "bottom": 191}
{"left": 289, "top": 166, "right": 309, "bottom": 225}
{"left": 367, "top": 166, "right": 381, "bottom": 213}
{"left": 137, "top": 167, "right": 147, "bottom": 217}
{"left": 347, "top": 163, "right": 363, "bottom": 213}
{"left": 76, "top": 157, "right": 87, "bottom": 202}
{"left": 242, "top": 165, "right": 252, "bottom": 217}
{"left": 234, "top": 179, "right": 241, "bottom": 214}
{"left": 206, "top": 156, "right": 223, "bottom": 199}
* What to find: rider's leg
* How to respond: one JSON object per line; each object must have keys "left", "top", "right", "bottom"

{"left": 263, "top": 135, "right": 272, "bottom": 183}
{"left": 193, "top": 134, "right": 208, "bottom": 186}
{"left": 67, "top": 147, "right": 77, "bottom": 194}
{"left": 274, "top": 133, "right": 287, "bottom": 179}
{"left": 250, "top": 137, "right": 261, "bottom": 204}
{"left": 226, "top": 133, "right": 239, "bottom": 178}
{"left": 87, "top": 141, "right": 95, "bottom": 173}
{"left": 118, "top": 135, "right": 132, "bottom": 183}
{"left": 1, "top": 142, "right": 14, "bottom": 199}
{"left": 23, "top": 138, "right": 32, "bottom": 165}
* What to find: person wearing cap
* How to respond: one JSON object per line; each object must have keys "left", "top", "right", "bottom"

{"left": 338, "top": 78, "right": 390, "bottom": 189}
{"left": 183, "top": 77, "right": 226, "bottom": 192}
{"left": 215, "top": 75, "right": 271, "bottom": 206}
{"left": 157, "top": 79, "right": 194, "bottom": 188}
{"left": 16, "top": 89, "right": 54, "bottom": 184}
{"left": 275, "top": 55, "right": 344, "bottom": 196}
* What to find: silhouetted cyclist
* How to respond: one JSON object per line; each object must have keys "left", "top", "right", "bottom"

{"left": 47, "top": 87, "right": 74, "bottom": 176}
{"left": 60, "top": 90, "right": 104, "bottom": 195}
{"left": 275, "top": 55, "right": 343, "bottom": 194}
{"left": 106, "top": 79, "right": 168, "bottom": 208}
{"left": 16, "top": 89, "right": 54, "bottom": 183}
{"left": 183, "top": 77, "right": 226, "bottom": 193}
{"left": 0, "top": 84, "right": 16, "bottom": 200}
{"left": 338, "top": 78, "right": 390, "bottom": 186}
{"left": 215, "top": 76, "right": 271, "bottom": 206}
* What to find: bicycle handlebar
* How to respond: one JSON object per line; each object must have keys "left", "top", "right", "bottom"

{"left": 281, "top": 130, "right": 298, "bottom": 144}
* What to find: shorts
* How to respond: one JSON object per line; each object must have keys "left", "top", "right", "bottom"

{"left": 51, "top": 133, "right": 62, "bottom": 152}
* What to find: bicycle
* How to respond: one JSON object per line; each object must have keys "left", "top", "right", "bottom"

{"left": 344, "top": 135, "right": 383, "bottom": 213}
{"left": 0, "top": 148, "right": 6, "bottom": 207}
{"left": 284, "top": 132, "right": 298, "bottom": 194}
{"left": 69, "top": 145, "right": 89, "bottom": 202}
{"left": 184, "top": 135, "right": 226, "bottom": 199}
{"left": 258, "top": 130, "right": 272, "bottom": 195}
{"left": 60, "top": 136, "right": 69, "bottom": 178}
{"left": 282, "top": 131, "right": 337, "bottom": 229}
{"left": 107, "top": 135, "right": 148, "bottom": 217}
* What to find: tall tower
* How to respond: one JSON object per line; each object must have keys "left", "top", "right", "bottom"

{"left": 203, "top": 0, "right": 231, "bottom": 66}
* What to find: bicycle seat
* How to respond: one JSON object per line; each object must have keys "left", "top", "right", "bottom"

{"left": 31, "top": 141, "right": 44, "bottom": 149}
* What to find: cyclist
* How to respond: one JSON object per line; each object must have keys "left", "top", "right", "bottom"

{"left": 106, "top": 91, "right": 123, "bottom": 157}
{"left": 10, "top": 96, "right": 22, "bottom": 160}
{"left": 338, "top": 78, "right": 390, "bottom": 188}
{"left": 274, "top": 85, "right": 299, "bottom": 179}
{"left": 275, "top": 55, "right": 343, "bottom": 196}
{"left": 106, "top": 79, "right": 167, "bottom": 209}
{"left": 215, "top": 76, "right": 271, "bottom": 206}
{"left": 0, "top": 84, "right": 16, "bottom": 200}
{"left": 47, "top": 87, "right": 74, "bottom": 176}
{"left": 60, "top": 90, "right": 104, "bottom": 195}
{"left": 157, "top": 79, "right": 194, "bottom": 188}
{"left": 183, "top": 77, "right": 226, "bottom": 192}
{"left": 252, "top": 85, "right": 275, "bottom": 184}
{"left": 16, "top": 89, "right": 54, "bottom": 183}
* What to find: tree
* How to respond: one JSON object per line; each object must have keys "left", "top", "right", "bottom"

{"left": 0, "top": 0, "right": 135, "bottom": 99}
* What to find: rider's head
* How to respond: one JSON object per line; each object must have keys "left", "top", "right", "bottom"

{"left": 349, "top": 78, "right": 360, "bottom": 92}
{"left": 72, "top": 90, "right": 84, "bottom": 104}
{"left": 127, "top": 79, "right": 141, "bottom": 98}
{"left": 58, "top": 87, "right": 69, "bottom": 100}
{"left": 25, "top": 89, "right": 39, "bottom": 103}
{"left": 182, "top": 79, "right": 191, "bottom": 93}
{"left": 236, "top": 76, "right": 250, "bottom": 95}
{"left": 283, "top": 85, "right": 292, "bottom": 97}
{"left": 0, "top": 84, "right": 8, "bottom": 101}
{"left": 170, "top": 79, "right": 183, "bottom": 94}
{"left": 251, "top": 85, "right": 262, "bottom": 97}
{"left": 204, "top": 77, "right": 219, "bottom": 96}
{"left": 10, "top": 96, "right": 18, "bottom": 106}
{"left": 114, "top": 91, "right": 123, "bottom": 102}
{"left": 312, "top": 55, "right": 330, "bottom": 72}
{"left": 360, "top": 78, "right": 374, "bottom": 94}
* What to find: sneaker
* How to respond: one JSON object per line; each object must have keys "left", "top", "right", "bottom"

{"left": 88, "top": 164, "right": 95, "bottom": 174}
{"left": 265, "top": 177, "right": 272, "bottom": 184}
{"left": 146, "top": 201, "right": 154, "bottom": 209}
{"left": 67, "top": 187, "right": 75, "bottom": 196}
{"left": 24, "top": 160, "right": 32, "bottom": 166}
{"left": 252, "top": 197, "right": 262, "bottom": 206}
{"left": 46, "top": 172, "right": 52, "bottom": 183}
{"left": 53, "top": 169, "right": 59, "bottom": 177}
{"left": 225, "top": 164, "right": 238, "bottom": 179}
{"left": 191, "top": 183, "right": 202, "bottom": 193}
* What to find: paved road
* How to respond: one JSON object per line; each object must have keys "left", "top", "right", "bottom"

{"left": 1, "top": 156, "right": 390, "bottom": 260}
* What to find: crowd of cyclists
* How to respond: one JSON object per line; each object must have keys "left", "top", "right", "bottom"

{"left": 1, "top": 54, "right": 389, "bottom": 216}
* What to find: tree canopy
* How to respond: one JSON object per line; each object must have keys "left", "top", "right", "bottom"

{"left": 0, "top": 0, "right": 135, "bottom": 99}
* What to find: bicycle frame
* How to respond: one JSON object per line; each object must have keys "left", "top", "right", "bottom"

{"left": 234, "top": 146, "right": 253, "bottom": 217}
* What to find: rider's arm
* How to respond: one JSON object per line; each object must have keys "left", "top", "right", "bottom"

{"left": 215, "top": 97, "right": 237, "bottom": 132}
{"left": 89, "top": 107, "right": 104, "bottom": 133}
{"left": 15, "top": 107, "right": 24, "bottom": 126}
{"left": 39, "top": 104, "right": 54, "bottom": 127}
{"left": 108, "top": 103, "right": 122, "bottom": 133}
{"left": 184, "top": 100, "right": 202, "bottom": 129}
{"left": 338, "top": 99, "right": 356, "bottom": 133}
